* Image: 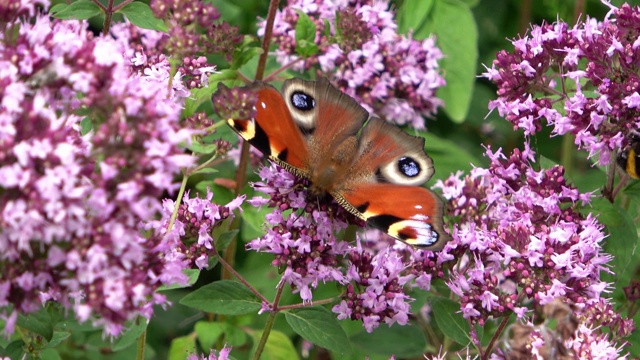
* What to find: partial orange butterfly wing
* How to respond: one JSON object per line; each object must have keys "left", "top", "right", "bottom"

{"left": 226, "top": 82, "right": 309, "bottom": 171}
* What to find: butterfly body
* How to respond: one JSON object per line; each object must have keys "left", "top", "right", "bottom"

{"left": 224, "top": 78, "right": 451, "bottom": 250}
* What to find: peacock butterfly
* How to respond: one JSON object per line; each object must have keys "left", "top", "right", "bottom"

{"left": 219, "top": 78, "right": 451, "bottom": 250}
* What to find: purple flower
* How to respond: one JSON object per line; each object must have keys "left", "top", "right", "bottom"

{"left": 149, "top": 189, "right": 245, "bottom": 269}
{"left": 483, "top": 3, "right": 640, "bottom": 166}
{"left": 187, "top": 345, "right": 232, "bottom": 360}
{"left": 261, "top": 0, "right": 444, "bottom": 128}
{"left": 246, "top": 163, "right": 352, "bottom": 303}
{"left": 433, "top": 142, "right": 630, "bottom": 356}
{"left": 0, "top": 13, "right": 200, "bottom": 336}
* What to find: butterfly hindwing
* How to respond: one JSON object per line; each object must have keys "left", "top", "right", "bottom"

{"left": 339, "top": 184, "right": 449, "bottom": 250}
{"left": 337, "top": 117, "right": 450, "bottom": 249}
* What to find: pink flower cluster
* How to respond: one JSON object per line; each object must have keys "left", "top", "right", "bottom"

{"left": 262, "top": 0, "right": 444, "bottom": 128}
{"left": 246, "top": 164, "right": 351, "bottom": 302}
{"left": 433, "top": 143, "right": 632, "bottom": 357}
{"left": 483, "top": 3, "right": 640, "bottom": 166}
{"left": 436, "top": 143, "right": 606, "bottom": 322}
{"left": 148, "top": 189, "right": 245, "bottom": 270}
{"left": 0, "top": 9, "right": 219, "bottom": 335}
{"left": 246, "top": 163, "right": 416, "bottom": 332}
{"left": 333, "top": 247, "right": 413, "bottom": 332}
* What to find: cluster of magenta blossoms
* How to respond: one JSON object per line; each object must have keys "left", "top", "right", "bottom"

{"left": 149, "top": 0, "right": 243, "bottom": 61}
{"left": 483, "top": 2, "right": 640, "bottom": 166}
{"left": 432, "top": 143, "right": 632, "bottom": 358}
{"left": 0, "top": 5, "right": 220, "bottom": 335}
{"left": 147, "top": 189, "right": 245, "bottom": 270}
{"left": 246, "top": 163, "right": 417, "bottom": 332}
{"left": 262, "top": 0, "right": 444, "bottom": 128}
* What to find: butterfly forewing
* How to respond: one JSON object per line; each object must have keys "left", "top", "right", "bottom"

{"left": 227, "top": 83, "right": 309, "bottom": 170}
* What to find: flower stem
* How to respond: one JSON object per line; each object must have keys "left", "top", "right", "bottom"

{"left": 482, "top": 314, "right": 511, "bottom": 359}
{"left": 264, "top": 58, "right": 304, "bottom": 82}
{"left": 167, "top": 172, "right": 189, "bottom": 232}
{"left": 224, "top": 0, "right": 281, "bottom": 284}
{"left": 252, "top": 284, "right": 285, "bottom": 360}
{"left": 102, "top": 0, "right": 115, "bottom": 35}
{"left": 560, "top": 133, "right": 575, "bottom": 178}
{"left": 135, "top": 317, "right": 147, "bottom": 360}
{"left": 277, "top": 297, "right": 337, "bottom": 310}
{"left": 213, "top": 247, "right": 270, "bottom": 304}
{"left": 187, "top": 153, "right": 222, "bottom": 176}
{"left": 255, "top": 0, "right": 280, "bottom": 82}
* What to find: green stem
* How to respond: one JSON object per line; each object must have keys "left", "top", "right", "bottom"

{"left": 135, "top": 318, "right": 147, "bottom": 360}
{"left": 560, "top": 134, "right": 575, "bottom": 178}
{"left": 202, "top": 120, "right": 228, "bottom": 134}
{"left": 252, "top": 284, "right": 285, "bottom": 360}
{"left": 213, "top": 248, "right": 270, "bottom": 304}
{"left": 167, "top": 173, "right": 189, "bottom": 232}
{"left": 187, "top": 154, "right": 223, "bottom": 176}
{"left": 277, "top": 297, "right": 337, "bottom": 310}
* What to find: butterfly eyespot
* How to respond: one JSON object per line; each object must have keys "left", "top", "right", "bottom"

{"left": 291, "top": 91, "right": 316, "bottom": 111}
{"left": 398, "top": 156, "right": 420, "bottom": 177}
{"left": 378, "top": 153, "right": 433, "bottom": 186}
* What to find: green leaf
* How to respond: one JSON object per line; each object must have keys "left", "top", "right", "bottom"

{"left": 168, "top": 335, "right": 196, "bottom": 360}
{"left": 18, "top": 309, "right": 53, "bottom": 340}
{"left": 225, "top": 323, "right": 248, "bottom": 347}
{"left": 79, "top": 117, "right": 93, "bottom": 135}
{"left": 0, "top": 340, "right": 25, "bottom": 360}
{"left": 588, "top": 197, "right": 639, "bottom": 299}
{"left": 112, "top": 319, "right": 147, "bottom": 351}
{"left": 179, "top": 280, "right": 262, "bottom": 315}
{"left": 194, "top": 321, "right": 248, "bottom": 348}
{"left": 350, "top": 324, "right": 426, "bottom": 357}
{"left": 216, "top": 229, "right": 239, "bottom": 252}
{"left": 118, "top": 2, "right": 168, "bottom": 32}
{"left": 240, "top": 201, "right": 272, "bottom": 241}
{"left": 185, "top": 83, "right": 218, "bottom": 118}
{"left": 284, "top": 307, "right": 350, "bottom": 354}
{"left": 295, "top": 11, "right": 319, "bottom": 57}
{"left": 45, "top": 330, "right": 71, "bottom": 348}
{"left": 158, "top": 269, "right": 200, "bottom": 291}
{"left": 323, "top": 19, "right": 332, "bottom": 39}
{"left": 51, "top": 0, "right": 102, "bottom": 20}
{"left": 49, "top": 3, "right": 67, "bottom": 15}
{"left": 430, "top": 296, "right": 471, "bottom": 345}
{"left": 420, "top": 132, "right": 483, "bottom": 183}
{"left": 208, "top": 69, "right": 240, "bottom": 84}
{"left": 232, "top": 45, "right": 264, "bottom": 70}
{"left": 40, "top": 348, "right": 61, "bottom": 360}
{"left": 424, "top": 0, "right": 478, "bottom": 122}
{"left": 185, "top": 139, "right": 219, "bottom": 155}
{"left": 250, "top": 329, "right": 300, "bottom": 360}
{"left": 194, "top": 321, "right": 226, "bottom": 350}
{"left": 538, "top": 155, "right": 559, "bottom": 170}
{"left": 397, "top": 0, "right": 434, "bottom": 36}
